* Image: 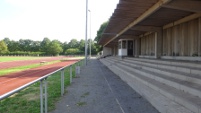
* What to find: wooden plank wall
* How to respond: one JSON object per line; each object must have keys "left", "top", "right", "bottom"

{"left": 163, "top": 17, "right": 201, "bottom": 56}
{"left": 140, "top": 33, "right": 155, "bottom": 55}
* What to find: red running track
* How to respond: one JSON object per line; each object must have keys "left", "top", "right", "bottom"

{"left": 0, "top": 60, "right": 78, "bottom": 96}
{"left": 0, "top": 56, "right": 68, "bottom": 70}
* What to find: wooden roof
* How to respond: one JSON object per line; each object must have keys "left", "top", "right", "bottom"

{"left": 99, "top": 0, "right": 201, "bottom": 47}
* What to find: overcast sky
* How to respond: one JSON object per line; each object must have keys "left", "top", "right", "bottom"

{"left": 0, "top": 0, "right": 119, "bottom": 42}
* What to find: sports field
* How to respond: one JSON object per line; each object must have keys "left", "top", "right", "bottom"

{"left": 0, "top": 56, "right": 83, "bottom": 95}
{"left": 0, "top": 56, "right": 83, "bottom": 113}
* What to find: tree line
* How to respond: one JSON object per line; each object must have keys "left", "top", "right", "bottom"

{"left": 0, "top": 37, "right": 101, "bottom": 56}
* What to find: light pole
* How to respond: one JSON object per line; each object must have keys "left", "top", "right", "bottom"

{"left": 85, "top": 0, "right": 88, "bottom": 65}
{"left": 88, "top": 10, "right": 91, "bottom": 59}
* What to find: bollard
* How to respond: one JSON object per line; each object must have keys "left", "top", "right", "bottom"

{"left": 76, "top": 66, "right": 80, "bottom": 75}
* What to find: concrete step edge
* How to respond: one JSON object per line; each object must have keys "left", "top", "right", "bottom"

{"left": 117, "top": 62, "right": 201, "bottom": 98}
{"left": 115, "top": 64, "right": 201, "bottom": 113}
{"left": 125, "top": 57, "right": 201, "bottom": 69}
{"left": 121, "top": 60, "right": 201, "bottom": 85}
{"left": 108, "top": 64, "right": 195, "bottom": 113}
{"left": 124, "top": 58, "right": 201, "bottom": 75}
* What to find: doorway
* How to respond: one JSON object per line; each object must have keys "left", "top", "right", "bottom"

{"left": 127, "top": 40, "right": 133, "bottom": 56}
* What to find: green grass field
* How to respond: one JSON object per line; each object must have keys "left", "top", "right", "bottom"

{"left": 0, "top": 56, "right": 41, "bottom": 62}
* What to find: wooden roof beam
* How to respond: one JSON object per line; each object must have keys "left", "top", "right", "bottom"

{"left": 163, "top": 13, "right": 201, "bottom": 29}
{"left": 162, "top": 0, "right": 201, "bottom": 13}
{"left": 103, "top": 0, "right": 172, "bottom": 47}
{"left": 130, "top": 25, "right": 162, "bottom": 32}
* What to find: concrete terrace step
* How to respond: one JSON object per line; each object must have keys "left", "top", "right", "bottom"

{"left": 104, "top": 57, "right": 120, "bottom": 64}
{"left": 113, "top": 63, "right": 201, "bottom": 113}
{"left": 126, "top": 57, "right": 201, "bottom": 66}
{"left": 107, "top": 57, "right": 201, "bottom": 87}
{"left": 105, "top": 56, "right": 122, "bottom": 62}
{"left": 105, "top": 64, "right": 192, "bottom": 113}
{"left": 117, "top": 61, "right": 201, "bottom": 98}
{"left": 124, "top": 58, "right": 201, "bottom": 76}
{"left": 122, "top": 59, "right": 201, "bottom": 86}
{"left": 101, "top": 57, "right": 201, "bottom": 113}
{"left": 126, "top": 57, "right": 201, "bottom": 69}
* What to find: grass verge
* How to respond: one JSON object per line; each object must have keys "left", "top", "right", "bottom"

{"left": 0, "top": 57, "right": 41, "bottom": 62}
{"left": 0, "top": 63, "right": 77, "bottom": 113}
{"left": 0, "top": 60, "right": 60, "bottom": 76}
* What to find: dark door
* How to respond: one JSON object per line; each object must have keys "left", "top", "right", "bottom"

{"left": 127, "top": 40, "right": 133, "bottom": 56}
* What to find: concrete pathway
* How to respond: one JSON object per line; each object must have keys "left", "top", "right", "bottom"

{"left": 50, "top": 58, "right": 159, "bottom": 113}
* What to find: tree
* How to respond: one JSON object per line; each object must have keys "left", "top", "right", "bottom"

{"left": 7, "top": 40, "right": 21, "bottom": 52}
{"left": 48, "top": 40, "right": 63, "bottom": 56}
{"left": 18, "top": 39, "right": 33, "bottom": 51}
{"left": 79, "top": 39, "right": 85, "bottom": 54}
{"left": 0, "top": 40, "right": 8, "bottom": 54}
{"left": 68, "top": 39, "right": 78, "bottom": 48}
{"left": 94, "top": 21, "right": 108, "bottom": 42}
{"left": 30, "top": 41, "right": 41, "bottom": 52}
{"left": 62, "top": 41, "right": 69, "bottom": 54}
{"left": 41, "top": 37, "right": 51, "bottom": 53}
{"left": 65, "top": 48, "right": 80, "bottom": 55}
{"left": 3, "top": 37, "right": 10, "bottom": 45}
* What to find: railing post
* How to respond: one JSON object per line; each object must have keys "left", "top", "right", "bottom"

{"left": 40, "top": 79, "right": 48, "bottom": 113}
{"left": 61, "top": 69, "right": 64, "bottom": 96}
{"left": 70, "top": 65, "right": 72, "bottom": 84}
{"left": 44, "top": 79, "right": 47, "bottom": 113}
{"left": 74, "top": 63, "right": 77, "bottom": 77}
{"left": 40, "top": 80, "right": 43, "bottom": 113}
{"left": 81, "top": 60, "right": 83, "bottom": 66}
{"left": 78, "top": 61, "right": 80, "bottom": 66}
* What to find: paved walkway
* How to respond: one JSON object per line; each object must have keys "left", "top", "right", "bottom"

{"left": 50, "top": 58, "right": 159, "bottom": 113}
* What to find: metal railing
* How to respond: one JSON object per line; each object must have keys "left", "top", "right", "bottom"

{"left": 0, "top": 59, "right": 84, "bottom": 113}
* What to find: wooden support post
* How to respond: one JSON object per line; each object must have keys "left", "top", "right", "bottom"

{"left": 155, "top": 29, "right": 163, "bottom": 59}
{"left": 135, "top": 38, "right": 140, "bottom": 57}
{"left": 114, "top": 45, "right": 116, "bottom": 56}
{"left": 198, "top": 17, "right": 201, "bottom": 56}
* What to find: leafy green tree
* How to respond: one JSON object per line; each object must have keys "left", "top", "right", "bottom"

{"left": 41, "top": 37, "right": 51, "bottom": 53}
{"left": 3, "top": 37, "right": 10, "bottom": 45}
{"left": 7, "top": 40, "right": 21, "bottom": 52}
{"left": 48, "top": 40, "right": 63, "bottom": 56}
{"left": 68, "top": 39, "right": 78, "bottom": 48}
{"left": 30, "top": 41, "right": 41, "bottom": 52}
{"left": 62, "top": 41, "right": 69, "bottom": 54}
{"left": 79, "top": 39, "right": 85, "bottom": 54}
{"left": 18, "top": 39, "right": 33, "bottom": 51}
{"left": 94, "top": 21, "right": 108, "bottom": 42}
{"left": 65, "top": 48, "right": 80, "bottom": 55}
{"left": 0, "top": 40, "right": 8, "bottom": 54}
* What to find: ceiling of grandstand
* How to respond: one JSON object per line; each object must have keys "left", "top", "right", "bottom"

{"left": 99, "top": 0, "right": 201, "bottom": 47}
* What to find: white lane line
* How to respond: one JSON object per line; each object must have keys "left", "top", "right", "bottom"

{"left": 0, "top": 70, "right": 39, "bottom": 84}
{"left": 100, "top": 68, "right": 125, "bottom": 113}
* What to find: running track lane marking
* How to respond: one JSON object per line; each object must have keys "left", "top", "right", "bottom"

{"left": 0, "top": 64, "right": 71, "bottom": 85}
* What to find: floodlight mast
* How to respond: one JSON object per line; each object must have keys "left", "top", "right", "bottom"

{"left": 88, "top": 9, "right": 91, "bottom": 59}
{"left": 85, "top": 0, "right": 88, "bottom": 65}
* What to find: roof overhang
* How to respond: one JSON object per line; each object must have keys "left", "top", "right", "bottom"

{"left": 99, "top": 0, "right": 201, "bottom": 47}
